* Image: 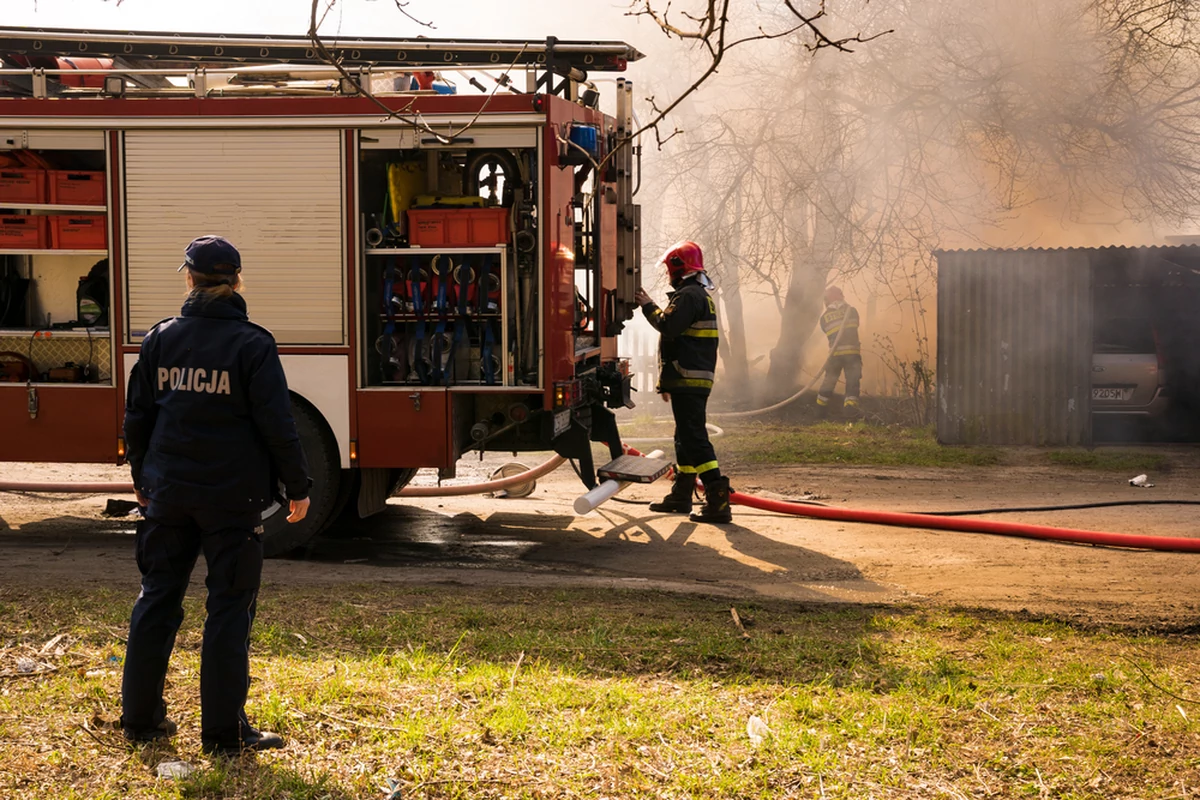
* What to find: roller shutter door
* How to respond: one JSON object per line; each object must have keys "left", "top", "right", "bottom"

{"left": 124, "top": 129, "right": 344, "bottom": 344}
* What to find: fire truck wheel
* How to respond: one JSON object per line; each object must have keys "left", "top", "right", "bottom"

{"left": 260, "top": 397, "right": 342, "bottom": 558}
{"left": 322, "top": 467, "right": 417, "bottom": 537}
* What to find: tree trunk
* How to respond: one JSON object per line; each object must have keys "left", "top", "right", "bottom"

{"left": 714, "top": 192, "right": 752, "bottom": 406}
{"left": 766, "top": 199, "right": 834, "bottom": 399}
{"left": 765, "top": 251, "right": 828, "bottom": 400}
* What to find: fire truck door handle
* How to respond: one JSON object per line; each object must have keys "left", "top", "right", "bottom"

{"left": 27, "top": 384, "right": 38, "bottom": 419}
{"left": 408, "top": 393, "right": 421, "bottom": 412}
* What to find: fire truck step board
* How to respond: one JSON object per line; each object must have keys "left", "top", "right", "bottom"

{"left": 597, "top": 455, "right": 671, "bottom": 484}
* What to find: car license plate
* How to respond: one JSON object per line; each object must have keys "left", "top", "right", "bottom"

{"left": 1092, "top": 387, "right": 1131, "bottom": 401}
{"left": 553, "top": 408, "right": 571, "bottom": 437}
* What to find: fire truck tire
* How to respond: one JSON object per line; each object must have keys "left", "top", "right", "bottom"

{"left": 260, "top": 397, "right": 342, "bottom": 558}
{"left": 389, "top": 467, "right": 418, "bottom": 496}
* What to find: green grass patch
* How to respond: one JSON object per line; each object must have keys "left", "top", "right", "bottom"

{"left": 707, "top": 422, "right": 1001, "bottom": 467}
{"left": 1046, "top": 450, "right": 1171, "bottom": 472}
{"left": 2, "top": 585, "right": 1198, "bottom": 798}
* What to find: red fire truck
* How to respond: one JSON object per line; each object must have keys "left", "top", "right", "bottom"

{"left": 0, "top": 27, "right": 646, "bottom": 554}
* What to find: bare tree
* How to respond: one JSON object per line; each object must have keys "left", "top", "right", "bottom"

{"left": 649, "top": 0, "right": 1200, "bottom": 401}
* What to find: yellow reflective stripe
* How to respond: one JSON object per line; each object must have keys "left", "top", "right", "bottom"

{"left": 816, "top": 395, "right": 830, "bottom": 406}
{"left": 667, "top": 378, "right": 714, "bottom": 388}
{"left": 693, "top": 460, "right": 719, "bottom": 474}
{"left": 676, "top": 464, "right": 698, "bottom": 474}
{"left": 689, "top": 319, "right": 718, "bottom": 329}
{"left": 672, "top": 360, "right": 714, "bottom": 381}
{"left": 681, "top": 329, "right": 719, "bottom": 338}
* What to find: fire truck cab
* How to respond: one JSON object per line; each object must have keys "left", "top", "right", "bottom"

{"left": 0, "top": 28, "right": 644, "bottom": 554}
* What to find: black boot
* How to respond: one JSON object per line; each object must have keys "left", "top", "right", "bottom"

{"left": 649, "top": 474, "right": 694, "bottom": 513}
{"left": 690, "top": 477, "right": 732, "bottom": 524}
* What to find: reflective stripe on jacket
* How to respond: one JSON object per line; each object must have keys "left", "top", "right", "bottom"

{"left": 820, "top": 302, "right": 861, "bottom": 356}
{"left": 641, "top": 277, "right": 719, "bottom": 395}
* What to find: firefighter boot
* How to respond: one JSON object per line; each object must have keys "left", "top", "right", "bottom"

{"left": 649, "top": 474, "right": 694, "bottom": 514}
{"left": 690, "top": 477, "right": 733, "bottom": 525}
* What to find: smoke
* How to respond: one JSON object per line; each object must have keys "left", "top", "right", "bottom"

{"left": 632, "top": 0, "right": 1200, "bottom": 403}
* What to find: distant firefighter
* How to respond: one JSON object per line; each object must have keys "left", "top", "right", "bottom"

{"left": 817, "top": 286, "right": 862, "bottom": 413}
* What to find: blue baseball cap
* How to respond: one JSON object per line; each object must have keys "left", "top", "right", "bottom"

{"left": 177, "top": 235, "right": 242, "bottom": 274}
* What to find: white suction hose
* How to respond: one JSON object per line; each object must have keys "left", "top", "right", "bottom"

{"left": 573, "top": 449, "right": 665, "bottom": 514}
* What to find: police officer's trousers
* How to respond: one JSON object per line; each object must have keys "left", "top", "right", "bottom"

{"left": 818, "top": 354, "right": 863, "bottom": 408}
{"left": 670, "top": 392, "right": 721, "bottom": 484}
{"left": 122, "top": 503, "right": 263, "bottom": 745}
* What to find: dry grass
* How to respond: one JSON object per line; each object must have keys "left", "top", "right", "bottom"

{"left": 2, "top": 585, "right": 1199, "bottom": 798}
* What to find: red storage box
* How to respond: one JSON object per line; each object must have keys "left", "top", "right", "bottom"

{"left": 0, "top": 168, "right": 47, "bottom": 205}
{"left": 407, "top": 208, "right": 510, "bottom": 247}
{"left": 51, "top": 214, "right": 107, "bottom": 249}
{"left": 49, "top": 170, "right": 106, "bottom": 206}
{"left": 0, "top": 215, "right": 48, "bottom": 248}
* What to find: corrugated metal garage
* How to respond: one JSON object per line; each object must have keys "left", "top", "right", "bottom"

{"left": 936, "top": 248, "right": 1094, "bottom": 446}
{"left": 936, "top": 245, "right": 1200, "bottom": 446}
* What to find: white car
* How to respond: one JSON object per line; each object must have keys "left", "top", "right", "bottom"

{"left": 1092, "top": 318, "right": 1169, "bottom": 416}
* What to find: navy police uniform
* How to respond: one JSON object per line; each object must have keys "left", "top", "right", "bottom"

{"left": 121, "top": 237, "right": 309, "bottom": 754}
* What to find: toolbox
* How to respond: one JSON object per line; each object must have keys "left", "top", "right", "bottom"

{"left": 51, "top": 214, "right": 107, "bottom": 249}
{"left": 0, "top": 168, "right": 46, "bottom": 205}
{"left": 407, "top": 208, "right": 509, "bottom": 247}
{"left": 0, "top": 215, "right": 48, "bottom": 248}
{"left": 49, "top": 170, "right": 106, "bottom": 206}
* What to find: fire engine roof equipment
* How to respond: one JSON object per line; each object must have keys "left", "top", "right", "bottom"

{"left": 0, "top": 27, "right": 644, "bottom": 72}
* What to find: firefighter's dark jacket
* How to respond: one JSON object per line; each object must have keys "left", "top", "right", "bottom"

{"left": 820, "top": 302, "right": 861, "bottom": 357}
{"left": 124, "top": 292, "right": 311, "bottom": 512}
{"left": 640, "top": 276, "right": 719, "bottom": 395}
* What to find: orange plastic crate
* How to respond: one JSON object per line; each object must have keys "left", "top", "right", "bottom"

{"left": 0, "top": 168, "right": 47, "bottom": 205}
{"left": 407, "top": 208, "right": 510, "bottom": 247}
{"left": 49, "top": 170, "right": 106, "bottom": 206}
{"left": 51, "top": 214, "right": 107, "bottom": 249}
{"left": 0, "top": 215, "right": 48, "bottom": 248}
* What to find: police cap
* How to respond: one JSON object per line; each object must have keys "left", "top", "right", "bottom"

{"left": 177, "top": 235, "right": 242, "bottom": 274}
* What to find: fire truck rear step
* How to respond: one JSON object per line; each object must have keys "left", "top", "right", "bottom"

{"left": 597, "top": 454, "right": 671, "bottom": 484}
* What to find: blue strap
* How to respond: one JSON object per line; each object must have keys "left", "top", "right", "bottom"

{"left": 382, "top": 258, "right": 397, "bottom": 382}
{"left": 431, "top": 257, "right": 452, "bottom": 385}
{"left": 478, "top": 255, "right": 496, "bottom": 384}
{"left": 481, "top": 319, "right": 497, "bottom": 385}
{"left": 408, "top": 257, "right": 430, "bottom": 384}
{"left": 456, "top": 258, "right": 472, "bottom": 317}
{"left": 447, "top": 318, "right": 466, "bottom": 385}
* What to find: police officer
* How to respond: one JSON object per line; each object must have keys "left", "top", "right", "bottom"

{"left": 121, "top": 235, "right": 311, "bottom": 757}
{"left": 816, "top": 286, "right": 863, "bottom": 414}
{"left": 634, "top": 240, "right": 732, "bottom": 524}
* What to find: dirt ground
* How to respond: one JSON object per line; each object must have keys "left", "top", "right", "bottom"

{"left": 2, "top": 454, "right": 1199, "bottom": 628}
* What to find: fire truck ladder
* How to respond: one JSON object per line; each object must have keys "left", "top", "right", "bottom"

{"left": 0, "top": 26, "right": 642, "bottom": 99}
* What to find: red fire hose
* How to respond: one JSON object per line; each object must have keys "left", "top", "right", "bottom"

{"left": 0, "top": 480, "right": 133, "bottom": 493}
{"left": 613, "top": 445, "right": 1200, "bottom": 554}
{"left": 730, "top": 492, "right": 1200, "bottom": 553}
{"left": 396, "top": 456, "right": 565, "bottom": 497}
{"left": 3, "top": 454, "right": 1198, "bottom": 552}
{"left": 0, "top": 457, "right": 567, "bottom": 499}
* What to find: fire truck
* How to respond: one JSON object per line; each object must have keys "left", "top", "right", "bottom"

{"left": 0, "top": 27, "right": 648, "bottom": 554}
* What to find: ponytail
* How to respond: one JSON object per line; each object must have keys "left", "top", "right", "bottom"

{"left": 185, "top": 268, "right": 242, "bottom": 302}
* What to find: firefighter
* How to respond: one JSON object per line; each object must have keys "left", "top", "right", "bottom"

{"left": 816, "top": 285, "right": 863, "bottom": 413}
{"left": 121, "top": 235, "right": 311, "bottom": 757}
{"left": 633, "top": 241, "right": 732, "bottom": 524}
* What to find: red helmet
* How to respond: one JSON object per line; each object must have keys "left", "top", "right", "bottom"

{"left": 661, "top": 241, "right": 705, "bottom": 284}
{"left": 824, "top": 285, "right": 845, "bottom": 304}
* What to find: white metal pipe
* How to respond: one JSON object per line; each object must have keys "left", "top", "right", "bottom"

{"left": 572, "top": 449, "right": 664, "bottom": 515}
